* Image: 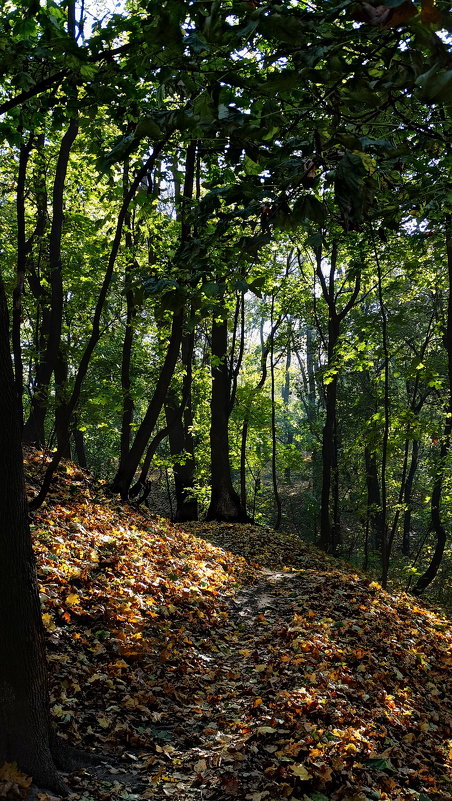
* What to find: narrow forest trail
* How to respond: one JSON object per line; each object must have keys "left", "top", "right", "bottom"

{"left": 16, "top": 453, "right": 452, "bottom": 801}
{"left": 106, "top": 555, "right": 450, "bottom": 801}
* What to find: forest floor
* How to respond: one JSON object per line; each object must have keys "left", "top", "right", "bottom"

{"left": 6, "top": 450, "right": 452, "bottom": 801}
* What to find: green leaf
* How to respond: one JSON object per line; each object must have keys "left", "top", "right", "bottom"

{"left": 13, "top": 18, "right": 37, "bottom": 38}
{"left": 98, "top": 134, "right": 138, "bottom": 171}
{"left": 79, "top": 63, "right": 98, "bottom": 80}
{"left": 194, "top": 93, "right": 215, "bottom": 123}
{"left": 202, "top": 282, "right": 221, "bottom": 298}
{"left": 292, "top": 195, "right": 326, "bottom": 225}
{"left": 243, "top": 155, "right": 261, "bottom": 175}
{"left": 416, "top": 68, "right": 452, "bottom": 104}
{"left": 134, "top": 117, "right": 163, "bottom": 139}
{"left": 365, "top": 758, "right": 392, "bottom": 771}
{"left": 262, "top": 125, "right": 280, "bottom": 141}
{"left": 184, "top": 32, "right": 209, "bottom": 53}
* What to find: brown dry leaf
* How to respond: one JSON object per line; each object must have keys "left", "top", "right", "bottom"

{"left": 381, "top": 0, "right": 417, "bottom": 27}
{"left": 421, "top": 0, "right": 441, "bottom": 23}
{"left": 0, "top": 762, "right": 32, "bottom": 800}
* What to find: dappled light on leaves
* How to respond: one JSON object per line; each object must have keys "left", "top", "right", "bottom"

{"left": 15, "top": 451, "right": 452, "bottom": 799}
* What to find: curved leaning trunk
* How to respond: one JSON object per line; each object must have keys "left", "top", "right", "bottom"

{"left": 111, "top": 308, "right": 184, "bottom": 499}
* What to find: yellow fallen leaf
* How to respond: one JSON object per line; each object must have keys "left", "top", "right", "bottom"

{"left": 42, "top": 613, "right": 57, "bottom": 631}
{"left": 290, "top": 764, "right": 312, "bottom": 780}
{"left": 65, "top": 593, "right": 81, "bottom": 606}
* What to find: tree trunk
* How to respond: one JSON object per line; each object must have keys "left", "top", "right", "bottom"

{"left": 166, "top": 331, "right": 198, "bottom": 521}
{"left": 55, "top": 348, "right": 71, "bottom": 459}
{"left": 364, "top": 446, "right": 384, "bottom": 551}
{"left": 23, "top": 117, "right": 78, "bottom": 446}
{"left": 413, "top": 214, "right": 452, "bottom": 594}
{"left": 12, "top": 136, "right": 34, "bottom": 427}
{"left": 119, "top": 158, "right": 136, "bottom": 463}
{"left": 282, "top": 336, "right": 293, "bottom": 482}
{"left": 29, "top": 143, "right": 170, "bottom": 510}
{"left": 164, "top": 143, "right": 198, "bottom": 520}
{"left": 206, "top": 315, "right": 245, "bottom": 522}
{"left": 319, "top": 366, "right": 338, "bottom": 551}
{"left": 331, "top": 420, "right": 341, "bottom": 549}
{"left": 72, "top": 417, "right": 87, "bottom": 470}
{"left": 240, "top": 316, "right": 280, "bottom": 517}
{"left": 402, "top": 439, "right": 419, "bottom": 556}
{"left": 270, "top": 298, "right": 282, "bottom": 529}
{"left": 0, "top": 277, "right": 65, "bottom": 793}
{"left": 316, "top": 242, "right": 361, "bottom": 552}
{"left": 112, "top": 308, "right": 184, "bottom": 499}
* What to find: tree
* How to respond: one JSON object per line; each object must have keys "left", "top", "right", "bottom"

{"left": 0, "top": 278, "right": 65, "bottom": 792}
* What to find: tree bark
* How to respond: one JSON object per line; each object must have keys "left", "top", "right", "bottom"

{"left": 29, "top": 142, "right": 171, "bottom": 510}
{"left": 413, "top": 214, "right": 452, "bottom": 594}
{"left": 316, "top": 243, "right": 360, "bottom": 553}
{"left": 240, "top": 316, "right": 281, "bottom": 516}
{"left": 402, "top": 439, "right": 419, "bottom": 556}
{"left": 166, "top": 331, "right": 198, "bottom": 521}
{"left": 111, "top": 308, "right": 184, "bottom": 499}
{"left": 0, "top": 277, "right": 66, "bottom": 793}
{"left": 364, "top": 446, "right": 384, "bottom": 551}
{"left": 54, "top": 348, "right": 71, "bottom": 459}
{"left": 270, "top": 296, "right": 282, "bottom": 529}
{"left": 282, "top": 333, "right": 293, "bottom": 482}
{"left": 13, "top": 135, "right": 34, "bottom": 427}
{"left": 206, "top": 315, "right": 245, "bottom": 522}
{"left": 23, "top": 117, "right": 78, "bottom": 446}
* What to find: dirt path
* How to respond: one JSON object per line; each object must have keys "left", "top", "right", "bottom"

{"left": 49, "top": 561, "right": 452, "bottom": 801}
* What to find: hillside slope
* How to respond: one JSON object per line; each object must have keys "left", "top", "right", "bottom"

{"left": 3, "top": 450, "right": 451, "bottom": 801}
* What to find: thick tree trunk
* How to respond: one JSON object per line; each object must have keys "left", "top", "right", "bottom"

{"left": 164, "top": 144, "right": 198, "bottom": 521}
{"left": 120, "top": 159, "right": 136, "bottom": 464}
{"left": 206, "top": 316, "right": 245, "bottom": 522}
{"left": 240, "top": 317, "right": 280, "bottom": 516}
{"left": 331, "top": 421, "right": 341, "bottom": 548}
{"left": 0, "top": 278, "right": 65, "bottom": 793}
{"left": 316, "top": 243, "right": 360, "bottom": 553}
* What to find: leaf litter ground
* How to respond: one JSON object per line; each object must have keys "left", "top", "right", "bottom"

{"left": 8, "top": 451, "right": 452, "bottom": 801}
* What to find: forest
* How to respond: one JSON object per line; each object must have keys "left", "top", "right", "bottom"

{"left": 0, "top": 0, "right": 451, "bottom": 798}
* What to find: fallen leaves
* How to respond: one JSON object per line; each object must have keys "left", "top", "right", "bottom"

{"left": 11, "top": 449, "right": 452, "bottom": 800}
{"left": 0, "top": 763, "right": 32, "bottom": 799}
